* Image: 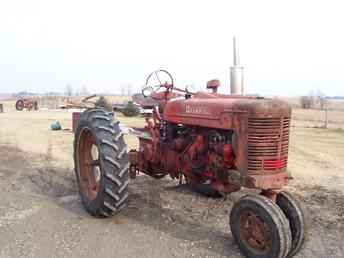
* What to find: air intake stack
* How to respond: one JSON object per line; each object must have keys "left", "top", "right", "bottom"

{"left": 230, "top": 37, "right": 244, "bottom": 95}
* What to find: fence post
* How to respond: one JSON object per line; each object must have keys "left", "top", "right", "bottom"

{"left": 324, "top": 100, "right": 328, "bottom": 129}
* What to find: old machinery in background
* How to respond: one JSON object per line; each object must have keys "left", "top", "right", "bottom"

{"left": 15, "top": 98, "right": 39, "bottom": 111}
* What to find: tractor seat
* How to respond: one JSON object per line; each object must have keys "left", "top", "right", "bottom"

{"left": 132, "top": 94, "right": 159, "bottom": 109}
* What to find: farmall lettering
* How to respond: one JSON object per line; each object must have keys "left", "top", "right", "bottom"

{"left": 185, "top": 104, "right": 211, "bottom": 115}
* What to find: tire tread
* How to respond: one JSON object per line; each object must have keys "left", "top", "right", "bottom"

{"left": 74, "top": 108, "right": 129, "bottom": 218}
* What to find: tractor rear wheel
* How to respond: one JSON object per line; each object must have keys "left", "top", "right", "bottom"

{"left": 230, "top": 195, "right": 292, "bottom": 258}
{"left": 15, "top": 99, "right": 24, "bottom": 111}
{"left": 74, "top": 108, "right": 129, "bottom": 217}
{"left": 276, "top": 191, "right": 306, "bottom": 257}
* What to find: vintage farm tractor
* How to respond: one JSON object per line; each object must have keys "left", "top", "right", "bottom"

{"left": 74, "top": 70, "right": 305, "bottom": 258}
{"left": 15, "top": 98, "right": 39, "bottom": 111}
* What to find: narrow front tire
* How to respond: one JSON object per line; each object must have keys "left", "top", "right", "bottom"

{"left": 276, "top": 191, "right": 306, "bottom": 257}
{"left": 230, "top": 195, "right": 292, "bottom": 258}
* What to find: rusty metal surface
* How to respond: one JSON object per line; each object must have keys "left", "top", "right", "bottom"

{"left": 206, "top": 79, "right": 220, "bottom": 93}
{"left": 133, "top": 92, "right": 291, "bottom": 191}
{"left": 239, "top": 210, "right": 272, "bottom": 253}
{"left": 248, "top": 171, "right": 289, "bottom": 190}
{"left": 163, "top": 95, "right": 290, "bottom": 129}
{"left": 76, "top": 128, "right": 100, "bottom": 200}
{"left": 247, "top": 117, "right": 290, "bottom": 171}
{"left": 131, "top": 71, "right": 292, "bottom": 193}
{"left": 163, "top": 94, "right": 290, "bottom": 177}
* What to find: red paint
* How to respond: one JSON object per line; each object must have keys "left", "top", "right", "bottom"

{"left": 263, "top": 159, "right": 287, "bottom": 170}
{"left": 128, "top": 72, "right": 292, "bottom": 193}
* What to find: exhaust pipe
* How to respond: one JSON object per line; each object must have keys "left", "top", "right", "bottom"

{"left": 230, "top": 37, "right": 244, "bottom": 95}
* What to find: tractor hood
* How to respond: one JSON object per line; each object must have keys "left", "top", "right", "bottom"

{"left": 163, "top": 92, "right": 291, "bottom": 129}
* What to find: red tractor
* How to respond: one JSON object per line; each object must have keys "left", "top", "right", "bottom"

{"left": 74, "top": 70, "right": 305, "bottom": 258}
{"left": 15, "top": 98, "right": 39, "bottom": 111}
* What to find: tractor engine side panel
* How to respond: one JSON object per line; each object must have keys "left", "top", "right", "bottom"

{"left": 130, "top": 95, "right": 291, "bottom": 191}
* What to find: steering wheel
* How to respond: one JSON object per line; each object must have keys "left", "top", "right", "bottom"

{"left": 142, "top": 70, "right": 174, "bottom": 97}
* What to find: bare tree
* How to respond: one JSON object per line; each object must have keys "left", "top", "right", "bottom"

{"left": 314, "top": 90, "right": 329, "bottom": 128}
{"left": 300, "top": 89, "right": 327, "bottom": 109}
{"left": 80, "top": 85, "right": 89, "bottom": 96}
{"left": 127, "top": 84, "right": 132, "bottom": 97}
{"left": 65, "top": 84, "right": 73, "bottom": 97}
{"left": 300, "top": 89, "right": 329, "bottom": 128}
{"left": 315, "top": 90, "right": 326, "bottom": 110}
{"left": 121, "top": 86, "right": 126, "bottom": 96}
{"left": 300, "top": 96, "right": 313, "bottom": 109}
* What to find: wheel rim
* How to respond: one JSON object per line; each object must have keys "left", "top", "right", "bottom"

{"left": 239, "top": 210, "right": 272, "bottom": 254}
{"left": 77, "top": 128, "right": 101, "bottom": 200}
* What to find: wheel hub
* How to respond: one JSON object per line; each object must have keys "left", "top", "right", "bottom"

{"left": 240, "top": 210, "right": 272, "bottom": 253}
{"left": 77, "top": 128, "right": 101, "bottom": 200}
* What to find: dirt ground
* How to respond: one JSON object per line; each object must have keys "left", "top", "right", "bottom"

{"left": 0, "top": 100, "right": 343, "bottom": 258}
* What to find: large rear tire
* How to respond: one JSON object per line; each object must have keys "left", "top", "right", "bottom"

{"left": 74, "top": 108, "right": 129, "bottom": 217}
{"left": 276, "top": 191, "right": 306, "bottom": 257}
{"left": 230, "top": 195, "right": 292, "bottom": 258}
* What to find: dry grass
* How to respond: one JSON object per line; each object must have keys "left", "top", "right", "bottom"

{"left": 292, "top": 108, "right": 344, "bottom": 129}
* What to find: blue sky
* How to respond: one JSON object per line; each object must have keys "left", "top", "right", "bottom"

{"left": 0, "top": 0, "right": 343, "bottom": 96}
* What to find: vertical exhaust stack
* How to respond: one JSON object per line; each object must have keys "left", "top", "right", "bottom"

{"left": 230, "top": 37, "right": 244, "bottom": 95}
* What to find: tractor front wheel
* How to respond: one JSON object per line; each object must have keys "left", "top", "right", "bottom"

{"left": 276, "top": 191, "right": 306, "bottom": 257}
{"left": 74, "top": 108, "right": 129, "bottom": 217}
{"left": 230, "top": 195, "right": 292, "bottom": 258}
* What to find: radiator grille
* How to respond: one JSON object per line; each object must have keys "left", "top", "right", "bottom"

{"left": 247, "top": 117, "right": 290, "bottom": 172}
